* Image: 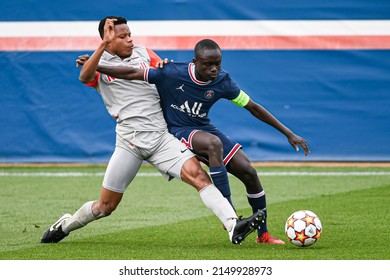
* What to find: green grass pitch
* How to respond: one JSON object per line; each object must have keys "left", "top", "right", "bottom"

{"left": 0, "top": 164, "right": 389, "bottom": 260}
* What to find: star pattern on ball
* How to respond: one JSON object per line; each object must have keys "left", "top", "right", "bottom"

{"left": 303, "top": 214, "right": 315, "bottom": 226}
{"left": 295, "top": 230, "right": 308, "bottom": 243}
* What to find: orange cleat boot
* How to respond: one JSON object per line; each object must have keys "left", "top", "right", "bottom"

{"left": 256, "top": 232, "right": 285, "bottom": 245}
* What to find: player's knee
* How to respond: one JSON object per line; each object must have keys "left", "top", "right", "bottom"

{"left": 207, "top": 136, "right": 223, "bottom": 155}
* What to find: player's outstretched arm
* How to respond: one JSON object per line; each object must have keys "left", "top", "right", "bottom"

{"left": 96, "top": 65, "right": 145, "bottom": 80}
{"left": 245, "top": 99, "right": 310, "bottom": 156}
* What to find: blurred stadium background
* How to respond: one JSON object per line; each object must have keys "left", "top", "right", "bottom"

{"left": 1, "top": 0, "right": 389, "bottom": 163}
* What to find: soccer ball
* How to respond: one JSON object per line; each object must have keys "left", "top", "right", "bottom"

{"left": 285, "top": 210, "right": 322, "bottom": 247}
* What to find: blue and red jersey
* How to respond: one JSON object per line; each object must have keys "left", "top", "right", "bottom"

{"left": 145, "top": 62, "right": 241, "bottom": 133}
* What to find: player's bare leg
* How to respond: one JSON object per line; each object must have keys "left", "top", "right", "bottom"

{"left": 191, "top": 131, "right": 234, "bottom": 206}
{"left": 41, "top": 188, "right": 123, "bottom": 243}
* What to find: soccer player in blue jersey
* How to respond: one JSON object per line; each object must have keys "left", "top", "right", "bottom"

{"left": 92, "top": 39, "right": 310, "bottom": 245}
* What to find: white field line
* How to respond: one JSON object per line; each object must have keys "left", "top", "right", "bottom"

{"left": 0, "top": 171, "right": 390, "bottom": 177}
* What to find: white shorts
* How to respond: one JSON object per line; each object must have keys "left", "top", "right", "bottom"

{"left": 102, "top": 128, "right": 194, "bottom": 193}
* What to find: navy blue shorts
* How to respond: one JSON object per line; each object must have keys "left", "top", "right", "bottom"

{"left": 171, "top": 125, "right": 242, "bottom": 166}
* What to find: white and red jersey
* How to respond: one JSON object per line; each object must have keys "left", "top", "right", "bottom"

{"left": 85, "top": 46, "right": 167, "bottom": 131}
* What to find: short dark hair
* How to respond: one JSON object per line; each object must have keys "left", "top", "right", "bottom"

{"left": 98, "top": 16, "right": 127, "bottom": 39}
{"left": 194, "top": 39, "right": 221, "bottom": 58}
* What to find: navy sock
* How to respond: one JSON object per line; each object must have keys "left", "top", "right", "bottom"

{"left": 247, "top": 191, "right": 267, "bottom": 236}
{"left": 210, "top": 165, "right": 234, "bottom": 209}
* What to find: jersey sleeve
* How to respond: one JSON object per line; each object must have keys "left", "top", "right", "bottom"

{"left": 222, "top": 72, "right": 251, "bottom": 107}
{"left": 146, "top": 48, "right": 162, "bottom": 68}
{"left": 224, "top": 72, "right": 241, "bottom": 100}
{"left": 145, "top": 65, "right": 166, "bottom": 84}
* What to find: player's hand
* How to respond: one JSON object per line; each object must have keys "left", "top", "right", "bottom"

{"left": 155, "top": 58, "right": 173, "bottom": 68}
{"left": 76, "top": 54, "right": 90, "bottom": 67}
{"left": 288, "top": 134, "right": 310, "bottom": 156}
{"left": 103, "top": 18, "right": 116, "bottom": 45}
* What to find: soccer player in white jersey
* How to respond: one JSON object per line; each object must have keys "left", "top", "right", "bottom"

{"left": 93, "top": 39, "right": 311, "bottom": 245}
{"left": 40, "top": 16, "right": 264, "bottom": 245}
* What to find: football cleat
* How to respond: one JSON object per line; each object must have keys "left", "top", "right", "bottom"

{"left": 256, "top": 232, "right": 286, "bottom": 245}
{"left": 40, "top": 213, "right": 71, "bottom": 243}
{"left": 230, "top": 210, "right": 264, "bottom": 245}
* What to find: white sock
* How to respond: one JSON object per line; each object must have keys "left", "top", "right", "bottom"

{"left": 199, "top": 184, "right": 237, "bottom": 238}
{"left": 61, "top": 201, "right": 97, "bottom": 234}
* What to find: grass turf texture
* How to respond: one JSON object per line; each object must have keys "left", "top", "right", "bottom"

{"left": 0, "top": 164, "right": 389, "bottom": 260}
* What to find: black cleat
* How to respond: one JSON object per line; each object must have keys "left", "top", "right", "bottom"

{"left": 230, "top": 210, "right": 264, "bottom": 245}
{"left": 40, "top": 213, "right": 71, "bottom": 243}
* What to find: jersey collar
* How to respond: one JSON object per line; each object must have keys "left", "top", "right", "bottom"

{"left": 102, "top": 50, "right": 138, "bottom": 62}
{"left": 188, "top": 63, "right": 212, "bottom": 86}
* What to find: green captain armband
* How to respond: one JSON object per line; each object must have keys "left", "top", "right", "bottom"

{"left": 231, "top": 90, "right": 250, "bottom": 107}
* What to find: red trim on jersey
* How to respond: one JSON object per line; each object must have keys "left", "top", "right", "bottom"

{"left": 180, "top": 130, "right": 241, "bottom": 166}
{"left": 223, "top": 143, "right": 242, "bottom": 166}
{"left": 84, "top": 72, "right": 100, "bottom": 87}
{"left": 106, "top": 75, "right": 116, "bottom": 82}
{"left": 2, "top": 36, "right": 390, "bottom": 51}
{"left": 188, "top": 63, "right": 211, "bottom": 85}
{"left": 146, "top": 48, "right": 161, "bottom": 68}
{"left": 144, "top": 68, "right": 149, "bottom": 82}
{"left": 180, "top": 130, "right": 200, "bottom": 149}
{"left": 139, "top": 61, "right": 148, "bottom": 69}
